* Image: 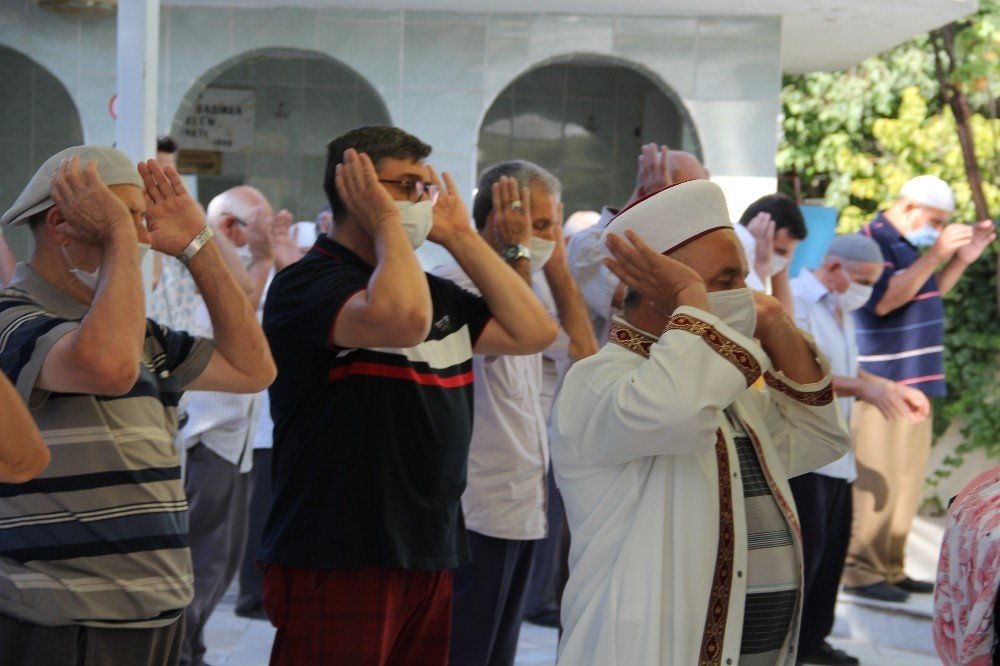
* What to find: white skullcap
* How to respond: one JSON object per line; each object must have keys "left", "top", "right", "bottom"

{"left": 826, "top": 234, "right": 883, "bottom": 264}
{"left": 602, "top": 180, "right": 732, "bottom": 254}
{"left": 2, "top": 145, "right": 143, "bottom": 226}
{"left": 900, "top": 175, "right": 955, "bottom": 213}
{"left": 564, "top": 210, "right": 600, "bottom": 238}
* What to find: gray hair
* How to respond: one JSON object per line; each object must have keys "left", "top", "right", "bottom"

{"left": 471, "top": 160, "right": 561, "bottom": 230}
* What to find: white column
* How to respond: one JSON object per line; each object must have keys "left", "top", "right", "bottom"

{"left": 115, "top": 0, "right": 160, "bottom": 163}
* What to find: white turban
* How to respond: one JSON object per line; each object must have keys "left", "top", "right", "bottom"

{"left": 601, "top": 180, "right": 732, "bottom": 254}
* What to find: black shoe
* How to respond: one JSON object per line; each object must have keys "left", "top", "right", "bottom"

{"left": 234, "top": 604, "right": 269, "bottom": 621}
{"left": 895, "top": 576, "right": 934, "bottom": 594}
{"left": 842, "top": 581, "right": 909, "bottom": 602}
{"left": 524, "top": 608, "right": 560, "bottom": 628}
{"left": 797, "top": 641, "right": 860, "bottom": 665}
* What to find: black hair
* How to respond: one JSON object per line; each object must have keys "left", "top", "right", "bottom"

{"left": 322, "top": 125, "right": 432, "bottom": 220}
{"left": 156, "top": 136, "right": 177, "bottom": 154}
{"left": 738, "top": 192, "right": 808, "bottom": 240}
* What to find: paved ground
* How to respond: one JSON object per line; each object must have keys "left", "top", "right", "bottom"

{"left": 203, "top": 515, "right": 947, "bottom": 665}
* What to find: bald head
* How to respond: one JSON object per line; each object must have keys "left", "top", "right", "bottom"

{"left": 206, "top": 185, "right": 274, "bottom": 248}
{"left": 668, "top": 151, "right": 709, "bottom": 183}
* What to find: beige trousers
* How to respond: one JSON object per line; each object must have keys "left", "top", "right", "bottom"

{"left": 842, "top": 400, "right": 933, "bottom": 588}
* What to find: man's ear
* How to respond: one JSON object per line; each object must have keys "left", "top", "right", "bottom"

{"left": 45, "top": 206, "right": 69, "bottom": 245}
{"left": 217, "top": 215, "right": 245, "bottom": 245}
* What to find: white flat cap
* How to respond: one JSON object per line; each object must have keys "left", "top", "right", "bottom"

{"left": 900, "top": 175, "right": 955, "bottom": 213}
{"left": 2, "top": 145, "right": 143, "bottom": 227}
{"left": 602, "top": 180, "right": 732, "bottom": 254}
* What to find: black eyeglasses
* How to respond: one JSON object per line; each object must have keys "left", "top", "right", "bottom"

{"left": 378, "top": 179, "right": 439, "bottom": 204}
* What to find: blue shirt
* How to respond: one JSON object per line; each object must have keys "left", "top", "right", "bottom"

{"left": 852, "top": 213, "right": 946, "bottom": 398}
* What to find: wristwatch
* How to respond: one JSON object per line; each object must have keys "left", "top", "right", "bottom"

{"left": 501, "top": 243, "right": 531, "bottom": 263}
{"left": 176, "top": 226, "right": 214, "bottom": 265}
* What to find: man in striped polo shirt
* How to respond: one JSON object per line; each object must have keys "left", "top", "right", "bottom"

{"left": 844, "top": 175, "right": 996, "bottom": 602}
{"left": 0, "top": 146, "right": 275, "bottom": 665}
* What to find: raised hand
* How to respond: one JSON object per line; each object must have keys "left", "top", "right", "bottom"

{"left": 930, "top": 222, "right": 973, "bottom": 261}
{"left": 272, "top": 208, "right": 293, "bottom": 238}
{"left": 243, "top": 204, "right": 275, "bottom": 262}
{"left": 334, "top": 149, "right": 400, "bottom": 238}
{"left": 485, "top": 175, "right": 532, "bottom": 252}
{"left": 634, "top": 143, "right": 672, "bottom": 200}
{"left": 604, "top": 229, "right": 706, "bottom": 317}
{"left": 746, "top": 212, "right": 776, "bottom": 274}
{"left": 427, "top": 165, "right": 473, "bottom": 245}
{"left": 138, "top": 159, "right": 207, "bottom": 256}
{"left": 546, "top": 201, "right": 568, "bottom": 268}
{"left": 955, "top": 220, "right": 997, "bottom": 264}
{"left": 50, "top": 156, "right": 135, "bottom": 246}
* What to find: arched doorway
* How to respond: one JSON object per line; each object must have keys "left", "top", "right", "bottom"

{"left": 170, "top": 48, "right": 391, "bottom": 220}
{"left": 478, "top": 58, "right": 700, "bottom": 215}
{"left": 0, "top": 45, "right": 84, "bottom": 260}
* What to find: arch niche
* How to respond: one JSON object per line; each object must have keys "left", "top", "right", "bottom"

{"left": 478, "top": 55, "right": 701, "bottom": 215}
{"left": 170, "top": 48, "right": 391, "bottom": 219}
{"left": 0, "top": 45, "right": 84, "bottom": 259}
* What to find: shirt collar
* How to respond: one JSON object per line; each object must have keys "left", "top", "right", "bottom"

{"left": 312, "top": 234, "right": 372, "bottom": 271}
{"left": 7, "top": 262, "right": 89, "bottom": 320}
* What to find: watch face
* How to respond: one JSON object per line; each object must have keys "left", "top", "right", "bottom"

{"left": 502, "top": 245, "right": 520, "bottom": 261}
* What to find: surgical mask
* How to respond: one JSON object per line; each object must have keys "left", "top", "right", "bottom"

{"left": 835, "top": 281, "right": 873, "bottom": 313}
{"left": 706, "top": 287, "right": 757, "bottom": 339}
{"left": 61, "top": 245, "right": 100, "bottom": 291}
{"left": 769, "top": 253, "right": 789, "bottom": 276}
{"left": 395, "top": 200, "right": 433, "bottom": 249}
{"left": 529, "top": 236, "right": 555, "bottom": 273}
{"left": 905, "top": 225, "right": 940, "bottom": 248}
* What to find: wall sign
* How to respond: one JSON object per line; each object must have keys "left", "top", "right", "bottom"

{"left": 176, "top": 149, "right": 223, "bottom": 175}
{"left": 179, "top": 87, "right": 256, "bottom": 153}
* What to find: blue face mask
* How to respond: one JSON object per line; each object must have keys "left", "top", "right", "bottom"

{"left": 905, "top": 225, "right": 940, "bottom": 248}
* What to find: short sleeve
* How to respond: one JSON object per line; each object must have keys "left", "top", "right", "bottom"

{"left": 0, "top": 297, "right": 79, "bottom": 406}
{"left": 146, "top": 319, "right": 215, "bottom": 388}
{"left": 263, "top": 258, "right": 369, "bottom": 352}
{"left": 432, "top": 274, "right": 492, "bottom": 345}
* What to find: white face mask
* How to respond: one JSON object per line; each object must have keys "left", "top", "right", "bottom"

{"left": 529, "top": 236, "right": 556, "bottom": 273}
{"left": 62, "top": 242, "right": 153, "bottom": 291}
{"left": 835, "top": 281, "right": 874, "bottom": 312}
{"left": 769, "top": 253, "right": 789, "bottom": 276}
{"left": 395, "top": 200, "right": 433, "bottom": 249}
{"left": 706, "top": 287, "right": 758, "bottom": 339}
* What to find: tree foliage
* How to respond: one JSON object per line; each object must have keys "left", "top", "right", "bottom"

{"left": 778, "top": 0, "right": 1000, "bottom": 470}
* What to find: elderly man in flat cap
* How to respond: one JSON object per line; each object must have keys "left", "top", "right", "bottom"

{"left": 788, "top": 234, "right": 930, "bottom": 665}
{"left": 0, "top": 145, "right": 275, "bottom": 666}
{"left": 843, "top": 176, "right": 996, "bottom": 603}
{"left": 551, "top": 180, "right": 851, "bottom": 666}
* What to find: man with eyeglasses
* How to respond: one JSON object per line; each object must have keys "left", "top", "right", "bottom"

{"left": 843, "top": 175, "right": 996, "bottom": 604}
{"left": 259, "top": 126, "right": 557, "bottom": 665}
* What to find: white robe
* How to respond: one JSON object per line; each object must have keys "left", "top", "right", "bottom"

{"left": 551, "top": 306, "right": 851, "bottom": 666}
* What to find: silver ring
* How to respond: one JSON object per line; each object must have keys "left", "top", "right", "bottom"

{"left": 510, "top": 200, "right": 523, "bottom": 212}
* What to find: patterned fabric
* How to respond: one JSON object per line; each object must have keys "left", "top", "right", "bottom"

{"left": 263, "top": 564, "right": 452, "bottom": 665}
{"left": 148, "top": 255, "right": 200, "bottom": 335}
{"left": 933, "top": 467, "right": 1000, "bottom": 666}
{"left": 727, "top": 411, "right": 800, "bottom": 664}
{"left": 763, "top": 372, "right": 835, "bottom": 406}
{"left": 608, "top": 317, "right": 655, "bottom": 358}
{"left": 0, "top": 264, "right": 214, "bottom": 627}
{"left": 666, "top": 314, "right": 762, "bottom": 386}
{"left": 854, "top": 213, "right": 946, "bottom": 397}
{"left": 698, "top": 430, "right": 736, "bottom": 666}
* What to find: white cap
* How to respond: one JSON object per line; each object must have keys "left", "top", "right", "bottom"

{"left": 288, "top": 221, "right": 318, "bottom": 250}
{"left": 900, "top": 175, "right": 955, "bottom": 213}
{"left": 602, "top": 180, "right": 732, "bottom": 255}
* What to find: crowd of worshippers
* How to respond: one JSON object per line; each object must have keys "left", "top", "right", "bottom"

{"left": 0, "top": 124, "right": 995, "bottom": 666}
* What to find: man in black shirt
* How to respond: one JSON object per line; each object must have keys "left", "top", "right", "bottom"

{"left": 260, "top": 126, "right": 556, "bottom": 665}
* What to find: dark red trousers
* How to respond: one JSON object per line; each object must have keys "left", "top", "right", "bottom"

{"left": 263, "top": 563, "right": 452, "bottom": 666}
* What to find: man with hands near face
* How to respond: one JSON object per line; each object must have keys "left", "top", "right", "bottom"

{"left": 551, "top": 180, "right": 850, "bottom": 666}
{"left": 432, "top": 160, "right": 596, "bottom": 666}
{"left": 0, "top": 145, "right": 275, "bottom": 665}
{"left": 259, "top": 127, "right": 555, "bottom": 665}
{"left": 787, "top": 235, "right": 929, "bottom": 664}
{"left": 844, "top": 176, "right": 997, "bottom": 602}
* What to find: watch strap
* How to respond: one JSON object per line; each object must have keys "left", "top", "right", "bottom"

{"left": 177, "top": 226, "right": 214, "bottom": 265}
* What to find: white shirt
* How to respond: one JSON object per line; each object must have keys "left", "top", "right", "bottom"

{"left": 180, "top": 270, "right": 272, "bottom": 471}
{"left": 552, "top": 308, "right": 851, "bottom": 665}
{"left": 432, "top": 262, "right": 549, "bottom": 540}
{"left": 565, "top": 207, "right": 619, "bottom": 344}
{"left": 791, "top": 270, "right": 859, "bottom": 481}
